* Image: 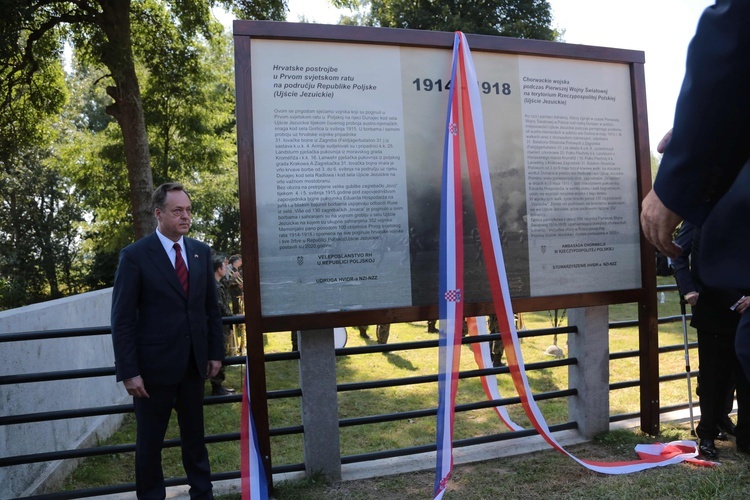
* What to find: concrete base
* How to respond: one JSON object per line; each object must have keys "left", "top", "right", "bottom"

{"left": 88, "top": 405, "right": 722, "bottom": 500}
{"left": 90, "top": 429, "right": 590, "bottom": 499}
{"left": 16, "top": 402, "right": 714, "bottom": 500}
{"left": 0, "top": 288, "right": 127, "bottom": 499}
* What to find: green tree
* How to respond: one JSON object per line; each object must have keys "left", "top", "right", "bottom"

{"left": 53, "top": 63, "right": 132, "bottom": 290}
{"left": 0, "top": 52, "right": 85, "bottom": 308}
{"left": 140, "top": 26, "right": 241, "bottom": 254}
{"left": 1, "top": 0, "right": 286, "bottom": 240}
{"left": 60, "top": 26, "right": 241, "bottom": 288}
{"left": 333, "top": 0, "right": 556, "bottom": 40}
{"left": 650, "top": 152, "right": 660, "bottom": 185}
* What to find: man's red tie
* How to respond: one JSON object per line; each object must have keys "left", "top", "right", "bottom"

{"left": 174, "top": 243, "right": 189, "bottom": 294}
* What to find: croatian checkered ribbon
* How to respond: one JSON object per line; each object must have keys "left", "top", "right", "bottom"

{"left": 433, "top": 32, "right": 709, "bottom": 500}
{"left": 434, "top": 32, "right": 465, "bottom": 500}
{"left": 241, "top": 357, "right": 269, "bottom": 499}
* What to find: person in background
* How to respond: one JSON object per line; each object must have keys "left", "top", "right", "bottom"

{"left": 356, "top": 325, "right": 370, "bottom": 339}
{"left": 350, "top": 325, "right": 389, "bottom": 344}
{"left": 488, "top": 314, "right": 505, "bottom": 367}
{"left": 672, "top": 221, "right": 750, "bottom": 458}
{"left": 111, "top": 182, "right": 224, "bottom": 499}
{"left": 375, "top": 324, "right": 390, "bottom": 345}
{"left": 226, "top": 254, "right": 243, "bottom": 315}
{"left": 209, "top": 253, "right": 235, "bottom": 396}
{"left": 639, "top": 3, "right": 750, "bottom": 420}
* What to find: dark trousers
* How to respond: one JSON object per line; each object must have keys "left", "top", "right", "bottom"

{"left": 696, "top": 329, "right": 736, "bottom": 439}
{"left": 376, "top": 324, "right": 390, "bottom": 344}
{"left": 133, "top": 360, "right": 213, "bottom": 499}
{"left": 209, "top": 327, "right": 232, "bottom": 388}
{"left": 737, "top": 312, "right": 750, "bottom": 384}
{"left": 736, "top": 313, "right": 750, "bottom": 447}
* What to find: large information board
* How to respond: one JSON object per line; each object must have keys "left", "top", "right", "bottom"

{"left": 234, "top": 25, "right": 661, "bottom": 481}
{"left": 235, "top": 23, "right": 649, "bottom": 322}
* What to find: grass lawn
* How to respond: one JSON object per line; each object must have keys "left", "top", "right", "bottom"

{"left": 260, "top": 426, "right": 750, "bottom": 499}
{"left": 63, "top": 279, "right": 725, "bottom": 498}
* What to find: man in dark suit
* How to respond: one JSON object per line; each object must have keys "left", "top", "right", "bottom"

{"left": 640, "top": 0, "right": 750, "bottom": 415}
{"left": 672, "top": 221, "right": 750, "bottom": 459}
{"left": 111, "top": 182, "right": 224, "bottom": 499}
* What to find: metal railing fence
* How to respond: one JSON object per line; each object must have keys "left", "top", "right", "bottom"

{"left": 1, "top": 284, "right": 696, "bottom": 499}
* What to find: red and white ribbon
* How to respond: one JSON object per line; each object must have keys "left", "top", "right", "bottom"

{"left": 241, "top": 358, "right": 269, "bottom": 499}
{"left": 433, "top": 31, "right": 465, "bottom": 499}
{"left": 434, "top": 32, "right": 712, "bottom": 498}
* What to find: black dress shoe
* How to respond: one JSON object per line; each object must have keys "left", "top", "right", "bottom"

{"left": 719, "top": 416, "right": 737, "bottom": 436}
{"left": 492, "top": 357, "right": 506, "bottom": 367}
{"left": 716, "top": 430, "right": 729, "bottom": 441}
{"left": 212, "top": 386, "right": 236, "bottom": 396}
{"left": 698, "top": 439, "right": 718, "bottom": 460}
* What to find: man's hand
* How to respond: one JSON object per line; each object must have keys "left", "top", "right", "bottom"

{"left": 207, "top": 360, "right": 222, "bottom": 378}
{"left": 123, "top": 375, "right": 149, "bottom": 398}
{"left": 736, "top": 296, "right": 750, "bottom": 315}
{"left": 685, "top": 291, "right": 699, "bottom": 306}
{"left": 657, "top": 128, "right": 673, "bottom": 154}
{"left": 640, "top": 190, "right": 683, "bottom": 259}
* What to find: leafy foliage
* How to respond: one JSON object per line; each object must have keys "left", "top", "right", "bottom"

{"left": 333, "top": 0, "right": 556, "bottom": 40}
{"left": 61, "top": 25, "right": 242, "bottom": 286}
{"left": 0, "top": 53, "right": 84, "bottom": 308}
{"left": 2, "top": 0, "right": 287, "bottom": 241}
{"left": 0, "top": 0, "right": 557, "bottom": 306}
{"left": 0, "top": 1, "right": 284, "bottom": 306}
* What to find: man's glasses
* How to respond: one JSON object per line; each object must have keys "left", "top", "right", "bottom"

{"left": 170, "top": 208, "right": 192, "bottom": 217}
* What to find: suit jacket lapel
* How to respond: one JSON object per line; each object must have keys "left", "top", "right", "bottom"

{"left": 183, "top": 237, "right": 200, "bottom": 297}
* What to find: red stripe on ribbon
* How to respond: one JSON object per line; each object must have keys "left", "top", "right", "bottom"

{"left": 435, "top": 32, "right": 712, "bottom": 492}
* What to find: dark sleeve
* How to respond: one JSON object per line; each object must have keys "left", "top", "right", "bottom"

{"left": 203, "top": 246, "right": 225, "bottom": 361}
{"left": 671, "top": 223, "right": 696, "bottom": 297}
{"left": 110, "top": 247, "right": 141, "bottom": 382}
{"left": 216, "top": 281, "right": 233, "bottom": 317}
{"left": 654, "top": 0, "right": 750, "bottom": 224}
{"left": 704, "top": 286, "right": 747, "bottom": 311}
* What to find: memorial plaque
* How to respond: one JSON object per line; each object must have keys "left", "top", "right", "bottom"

{"left": 236, "top": 25, "right": 645, "bottom": 318}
